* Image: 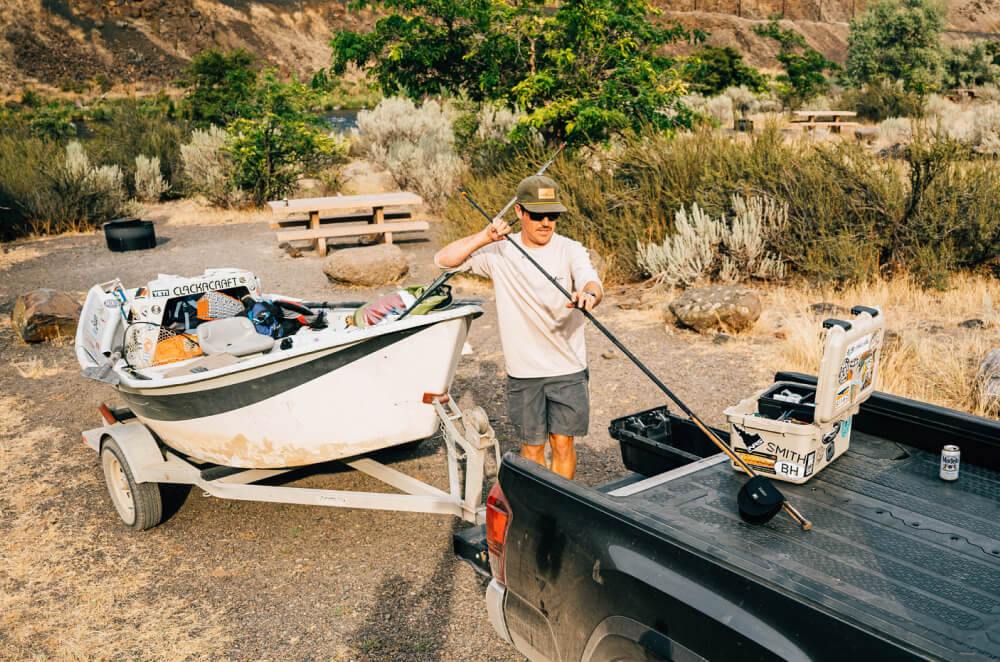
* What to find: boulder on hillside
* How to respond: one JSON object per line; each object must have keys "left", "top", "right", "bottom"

{"left": 322, "top": 244, "right": 409, "bottom": 286}
{"left": 12, "top": 289, "right": 82, "bottom": 342}
{"left": 975, "top": 349, "right": 1000, "bottom": 413}
{"left": 668, "top": 285, "right": 761, "bottom": 333}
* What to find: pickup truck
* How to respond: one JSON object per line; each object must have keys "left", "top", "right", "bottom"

{"left": 455, "top": 371, "right": 1000, "bottom": 662}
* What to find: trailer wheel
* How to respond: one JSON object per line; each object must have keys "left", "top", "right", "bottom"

{"left": 100, "top": 439, "right": 163, "bottom": 530}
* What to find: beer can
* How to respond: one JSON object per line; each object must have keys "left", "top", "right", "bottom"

{"left": 940, "top": 445, "right": 960, "bottom": 481}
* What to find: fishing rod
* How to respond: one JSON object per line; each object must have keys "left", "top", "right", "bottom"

{"left": 396, "top": 142, "right": 567, "bottom": 322}
{"left": 458, "top": 188, "right": 812, "bottom": 531}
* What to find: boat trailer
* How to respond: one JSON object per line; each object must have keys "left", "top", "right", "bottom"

{"left": 83, "top": 396, "right": 501, "bottom": 530}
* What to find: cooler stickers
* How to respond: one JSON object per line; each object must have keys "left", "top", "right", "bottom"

{"left": 835, "top": 331, "right": 880, "bottom": 414}
{"left": 732, "top": 426, "right": 817, "bottom": 479}
{"left": 735, "top": 449, "right": 777, "bottom": 475}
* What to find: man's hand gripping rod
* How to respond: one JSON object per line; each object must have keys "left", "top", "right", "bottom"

{"left": 399, "top": 143, "right": 568, "bottom": 321}
{"left": 458, "top": 187, "right": 812, "bottom": 531}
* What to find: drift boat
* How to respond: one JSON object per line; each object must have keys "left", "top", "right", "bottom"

{"left": 76, "top": 268, "right": 482, "bottom": 468}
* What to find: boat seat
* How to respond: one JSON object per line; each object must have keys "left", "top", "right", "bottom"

{"left": 197, "top": 317, "right": 275, "bottom": 356}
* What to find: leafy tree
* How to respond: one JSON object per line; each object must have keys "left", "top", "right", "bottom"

{"left": 682, "top": 45, "right": 769, "bottom": 96}
{"left": 330, "top": 0, "right": 524, "bottom": 101}
{"left": 179, "top": 49, "right": 260, "bottom": 127}
{"left": 753, "top": 19, "right": 838, "bottom": 108}
{"left": 775, "top": 49, "right": 839, "bottom": 108}
{"left": 225, "top": 72, "right": 347, "bottom": 206}
{"left": 941, "top": 40, "right": 1000, "bottom": 89}
{"left": 511, "top": 0, "right": 695, "bottom": 143}
{"left": 845, "top": 0, "right": 947, "bottom": 93}
{"left": 331, "top": 0, "right": 698, "bottom": 144}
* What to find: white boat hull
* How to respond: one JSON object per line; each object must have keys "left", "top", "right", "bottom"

{"left": 117, "top": 313, "right": 473, "bottom": 468}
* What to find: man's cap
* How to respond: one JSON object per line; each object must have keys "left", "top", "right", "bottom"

{"left": 516, "top": 175, "right": 567, "bottom": 214}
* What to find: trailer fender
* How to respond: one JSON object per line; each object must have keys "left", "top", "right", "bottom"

{"left": 93, "top": 423, "right": 195, "bottom": 484}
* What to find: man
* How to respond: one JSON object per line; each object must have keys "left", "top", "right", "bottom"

{"left": 434, "top": 175, "right": 603, "bottom": 479}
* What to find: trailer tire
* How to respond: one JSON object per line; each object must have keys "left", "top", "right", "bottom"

{"left": 100, "top": 438, "right": 163, "bottom": 530}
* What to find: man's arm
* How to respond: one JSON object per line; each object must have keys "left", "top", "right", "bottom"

{"left": 434, "top": 217, "right": 511, "bottom": 268}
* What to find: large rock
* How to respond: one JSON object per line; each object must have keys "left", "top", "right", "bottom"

{"left": 975, "top": 349, "right": 1000, "bottom": 412}
{"left": 668, "top": 285, "right": 761, "bottom": 333}
{"left": 322, "top": 244, "right": 409, "bottom": 286}
{"left": 12, "top": 289, "right": 82, "bottom": 342}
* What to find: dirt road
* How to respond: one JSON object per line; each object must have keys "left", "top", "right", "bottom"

{"left": 0, "top": 218, "right": 771, "bottom": 661}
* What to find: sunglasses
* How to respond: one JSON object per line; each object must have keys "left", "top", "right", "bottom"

{"left": 524, "top": 210, "right": 560, "bottom": 222}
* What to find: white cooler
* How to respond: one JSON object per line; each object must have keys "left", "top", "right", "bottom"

{"left": 724, "top": 306, "right": 886, "bottom": 484}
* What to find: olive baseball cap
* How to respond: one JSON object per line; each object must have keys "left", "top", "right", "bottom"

{"left": 516, "top": 175, "right": 567, "bottom": 214}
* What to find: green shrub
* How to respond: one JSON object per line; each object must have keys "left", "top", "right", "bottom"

{"left": 179, "top": 48, "right": 259, "bottom": 127}
{"left": 751, "top": 17, "right": 808, "bottom": 51}
{"left": 0, "top": 137, "right": 134, "bottom": 239}
{"left": 636, "top": 194, "right": 788, "bottom": 285}
{"left": 840, "top": 80, "right": 925, "bottom": 121}
{"left": 941, "top": 40, "right": 1000, "bottom": 90}
{"left": 87, "top": 98, "right": 188, "bottom": 196}
{"left": 225, "top": 72, "right": 347, "bottom": 206}
{"left": 180, "top": 125, "right": 241, "bottom": 207}
{"left": 28, "top": 105, "right": 76, "bottom": 138}
{"left": 453, "top": 100, "right": 541, "bottom": 175}
{"left": 684, "top": 46, "right": 769, "bottom": 96}
{"left": 20, "top": 88, "right": 44, "bottom": 108}
{"left": 356, "top": 97, "right": 466, "bottom": 210}
{"left": 845, "top": 0, "right": 947, "bottom": 93}
{"left": 134, "top": 155, "right": 168, "bottom": 203}
{"left": 443, "top": 127, "right": 999, "bottom": 287}
{"left": 94, "top": 73, "right": 114, "bottom": 93}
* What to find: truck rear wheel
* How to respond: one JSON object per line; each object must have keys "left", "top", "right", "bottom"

{"left": 101, "top": 439, "right": 163, "bottom": 530}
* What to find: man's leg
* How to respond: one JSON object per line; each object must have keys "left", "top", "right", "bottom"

{"left": 520, "top": 443, "right": 547, "bottom": 468}
{"left": 549, "top": 433, "right": 576, "bottom": 479}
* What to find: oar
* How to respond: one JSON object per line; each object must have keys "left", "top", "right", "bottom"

{"left": 459, "top": 188, "right": 812, "bottom": 531}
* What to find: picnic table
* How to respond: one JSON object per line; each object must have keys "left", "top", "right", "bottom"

{"left": 789, "top": 110, "right": 859, "bottom": 134}
{"left": 267, "top": 192, "right": 428, "bottom": 255}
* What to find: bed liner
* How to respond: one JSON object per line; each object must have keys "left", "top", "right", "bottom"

{"left": 613, "top": 383, "right": 1000, "bottom": 660}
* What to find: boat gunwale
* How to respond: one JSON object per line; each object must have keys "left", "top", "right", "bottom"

{"left": 115, "top": 303, "right": 482, "bottom": 392}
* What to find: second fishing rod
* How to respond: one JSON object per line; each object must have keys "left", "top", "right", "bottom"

{"left": 457, "top": 185, "right": 812, "bottom": 531}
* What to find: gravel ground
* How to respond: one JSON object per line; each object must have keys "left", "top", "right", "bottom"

{"left": 0, "top": 218, "right": 775, "bottom": 661}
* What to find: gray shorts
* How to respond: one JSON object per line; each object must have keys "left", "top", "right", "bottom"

{"left": 506, "top": 369, "right": 590, "bottom": 446}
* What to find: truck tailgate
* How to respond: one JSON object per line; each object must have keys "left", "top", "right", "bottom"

{"left": 610, "top": 431, "right": 1000, "bottom": 660}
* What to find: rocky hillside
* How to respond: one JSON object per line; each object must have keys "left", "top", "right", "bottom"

{"left": 2, "top": 0, "right": 999, "bottom": 91}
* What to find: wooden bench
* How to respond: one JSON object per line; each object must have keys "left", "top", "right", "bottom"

{"left": 267, "top": 192, "right": 427, "bottom": 255}
{"left": 789, "top": 110, "right": 859, "bottom": 134}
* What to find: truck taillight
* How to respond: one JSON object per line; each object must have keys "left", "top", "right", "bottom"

{"left": 485, "top": 482, "right": 511, "bottom": 584}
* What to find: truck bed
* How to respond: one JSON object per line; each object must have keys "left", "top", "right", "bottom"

{"left": 610, "top": 430, "right": 1000, "bottom": 660}
{"left": 479, "top": 372, "right": 1000, "bottom": 661}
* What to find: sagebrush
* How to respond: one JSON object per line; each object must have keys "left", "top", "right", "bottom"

{"left": 357, "top": 97, "right": 465, "bottom": 210}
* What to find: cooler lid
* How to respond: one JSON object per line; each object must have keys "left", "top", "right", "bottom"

{"left": 813, "top": 306, "right": 886, "bottom": 424}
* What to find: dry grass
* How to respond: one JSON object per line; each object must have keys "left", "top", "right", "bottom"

{"left": 0, "top": 244, "right": 48, "bottom": 271}
{"left": 0, "top": 395, "right": 232, "bottom": 660}
{"left": 755, "top": 274, "right": 1000, "bottom": 416}
{"left": 11, "top": 357, "right": 64, "bottom": 378}
{"left": 145, "top": 198, "right": 273, "bottom": 227}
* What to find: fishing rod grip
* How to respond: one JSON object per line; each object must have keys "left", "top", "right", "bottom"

{"left": 782, "top": 503, "right": 812, "bottom": 530}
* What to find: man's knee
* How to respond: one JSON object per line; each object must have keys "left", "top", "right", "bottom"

{"left": 549, "top": 433, "right": 575, "bottom": 458}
